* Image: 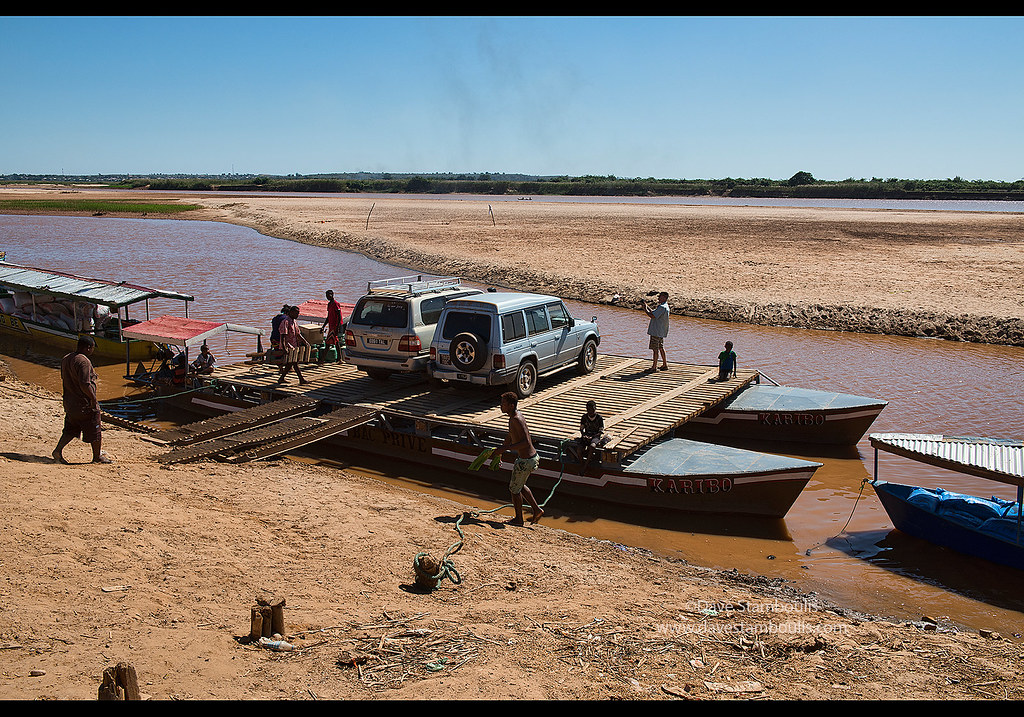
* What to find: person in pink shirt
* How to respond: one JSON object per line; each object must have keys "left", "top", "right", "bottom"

{"left": 277, "top": 305, "right": 310, "bottom": 385}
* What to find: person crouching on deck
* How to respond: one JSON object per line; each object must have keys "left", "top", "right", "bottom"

{"left": 717, "top": 341, "right": 737, "bottom": 382}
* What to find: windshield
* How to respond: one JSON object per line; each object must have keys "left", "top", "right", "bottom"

{"left": 352, "top": 298, "right": 409, "bottom": 328}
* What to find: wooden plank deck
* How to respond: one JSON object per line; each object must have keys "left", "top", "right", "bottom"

{"left": 206, "top": 354, "right": 759, "bottom": 460}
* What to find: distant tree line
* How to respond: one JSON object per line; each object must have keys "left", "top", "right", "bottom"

{"left": 5, "top": 172, "right": 1024, "bottom": 200}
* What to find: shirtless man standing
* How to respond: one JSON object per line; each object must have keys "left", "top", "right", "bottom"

{"left": 52, "top": 335, "right": 111, "bottom": 465}
{"left": 497, "top": 391, "right": 544, "bottom": 525}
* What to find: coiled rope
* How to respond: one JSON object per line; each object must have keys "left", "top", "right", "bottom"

{"left": 413, "top": 438, "right": 571, "bottom": 590}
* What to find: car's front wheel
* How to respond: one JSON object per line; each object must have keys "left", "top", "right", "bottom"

{"left": 577, "top": 338, "right": 598, "bottom": 374}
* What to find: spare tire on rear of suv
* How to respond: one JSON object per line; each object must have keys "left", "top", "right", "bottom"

{"left": 450, "top": 332, "right": 488, "bottom": 371}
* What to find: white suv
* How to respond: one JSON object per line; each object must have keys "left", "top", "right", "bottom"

{"left": 428, "top": 292, "right": 600, "bottom": 398}
{"left": 343, "top": 276, "right": 482, "bottom": 380}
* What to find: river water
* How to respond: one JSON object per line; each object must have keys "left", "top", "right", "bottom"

{"left": 2, "top": 212, "right": 1023, "bottom": 636}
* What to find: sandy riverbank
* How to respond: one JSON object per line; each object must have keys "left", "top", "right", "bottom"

{"left": 1, "top": 359, "right": 1022, "bottom": 700}
{"left": 2, "top": 185, "right": 1023, "bottom": 345}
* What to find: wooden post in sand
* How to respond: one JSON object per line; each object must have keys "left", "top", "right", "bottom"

{"left": 98, "top": 662, "right": 141, "bottom": 700}
{"left": 253, "top": 595, "right": 286, "bottom": 638}
{"left": 249, "top": 606, "right": 264, "bottom": 641}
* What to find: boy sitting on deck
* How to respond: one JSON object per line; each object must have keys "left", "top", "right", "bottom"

{"left": 717, "top": 341, "right": 737, "bottom": 382}
{"left": 577, "top": 400, "right": 608, "bottom": 466}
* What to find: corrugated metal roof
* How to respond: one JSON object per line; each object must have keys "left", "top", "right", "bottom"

{"left": 122, "top": 315, "right": 264, "bottom": 347}
{"left": 870, "top": 432, "right": 1024, "bottom": 486}
{"left": 0, "top": 262, "right": 193, "bottom": 308}
{"left": 122, "top": 316, "right": 227, "bottom": 348}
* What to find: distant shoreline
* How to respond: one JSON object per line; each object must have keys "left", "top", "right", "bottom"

{"left": 2, "top": 186, "right": 1023, "bottom": 347}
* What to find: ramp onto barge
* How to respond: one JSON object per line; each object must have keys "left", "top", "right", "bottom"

{"left": 205, "top": 354, "right": 759, "bottom": 461}
{"left": 151, "top": 395, "right": 322, "bottom": 445}
{"left": 157, "top": 405, "right": 377, "bottom": 464}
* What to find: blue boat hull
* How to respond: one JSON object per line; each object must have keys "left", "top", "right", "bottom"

{"left": 872, "top": 481, "right": 1024, "bottom": 572}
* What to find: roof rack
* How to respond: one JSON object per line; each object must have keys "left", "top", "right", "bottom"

{"left": 365, "top": 275, "right": 462, "bottom": 295}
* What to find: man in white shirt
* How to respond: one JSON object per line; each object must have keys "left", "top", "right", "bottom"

{"left": 642, "top": 291, "right": 670, "bottom": 373}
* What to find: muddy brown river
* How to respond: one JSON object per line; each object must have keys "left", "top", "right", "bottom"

{"left": 3, "top": 213, "right": 1024, "bottom": 636}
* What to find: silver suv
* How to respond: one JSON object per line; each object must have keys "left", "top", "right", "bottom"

{"left": 428, "top": 292, "right": 600, "bottom": 398}
{"left": 343, "top": 275, "right": 482, "bottom": 379}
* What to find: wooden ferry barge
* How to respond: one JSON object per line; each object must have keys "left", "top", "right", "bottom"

{"left": 154, "top": 354, "right": 823, "bottom": 518}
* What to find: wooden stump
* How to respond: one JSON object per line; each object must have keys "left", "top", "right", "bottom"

{"left": 249, "top": 607, "right": 263, "bottom": 641}
{"left": 254, "top": 595, "right": 286, "bottom": 638}
{"left": 98, "top": 662, "right": 141, "bottom": 700}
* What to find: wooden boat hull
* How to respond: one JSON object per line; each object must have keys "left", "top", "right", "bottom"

{"left": 159, "top": 389, "right": 818, "bottom": 518}
{"left": 0, "top": 310, "right": 158, "bottom": 360}
{"left": 680, "top": 385, "right": 888, "bottom": 445}
{"left": 871, "top": 481, "right": 1024, "bottom": 572}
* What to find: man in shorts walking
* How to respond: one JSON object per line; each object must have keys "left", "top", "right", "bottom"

{"left": 52, "top": 335, "right": 112, "bottom": 464}
{"left": 497, "top": 392, "right": 544, "bottom": 525}
{"left": 643, "top": 291, "right": 670, "bottom": 372}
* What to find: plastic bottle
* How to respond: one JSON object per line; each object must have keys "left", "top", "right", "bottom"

{"left": 258, "top": 636, "right": 295, "bottom": 651}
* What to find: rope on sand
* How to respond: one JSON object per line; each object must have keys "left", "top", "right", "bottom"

{"left": 412, "top": 439, "right": 571, "bottom": 591}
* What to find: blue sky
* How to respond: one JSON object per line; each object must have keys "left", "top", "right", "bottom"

{"left": 2, "top": 15, "right": 1022, "bottom": 181}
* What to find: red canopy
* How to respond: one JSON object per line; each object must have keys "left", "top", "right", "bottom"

{"left": 122, "top": 316, "right": 227, "bottom": 348}
{"left": 295, "top": 299, "right": 354, "bottom": 323}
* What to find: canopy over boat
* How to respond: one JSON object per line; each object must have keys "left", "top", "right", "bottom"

{"left": 0, "top": 261, "right": 194, "bottom": 308}
{"left": 869, "top": 433, "right": 1024, "bottom": 488}
{"left": 122, "top": 315, "right": 264, "bottom": 349}
{"left": 294, "top": 299, "right": 355, "bottom": 324}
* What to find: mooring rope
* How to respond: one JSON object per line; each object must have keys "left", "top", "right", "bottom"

{"left": 413, "top": 438, "right": 571, "bottom": 588}
{"left": 805, "top": 477, "right": 871, "bottom": 556}
{"left": 99, "top": 381, "right": 219, "bottom": 407}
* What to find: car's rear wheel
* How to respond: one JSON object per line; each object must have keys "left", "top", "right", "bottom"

{"left": 514, "top": 360, "right": 537, "bottom": 399}
{"left": 450, "top": 332, "right": 487, "bottom": 371}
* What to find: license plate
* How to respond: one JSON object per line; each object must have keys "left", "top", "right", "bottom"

{"left": 439, "top": 354, "right": 451, "bottom": 365}
{"left": 456, "top": 373, "right": 469, "bottom": 381}
{"left": 365, "top": 337, "right": 389, "bottom": 346}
